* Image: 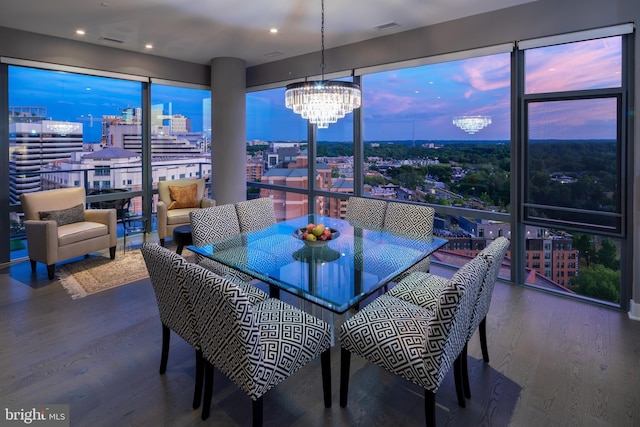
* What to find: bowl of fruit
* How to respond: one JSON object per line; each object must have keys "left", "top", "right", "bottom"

{"left": 293, "top": 223, "right": 340, "bottom": 248}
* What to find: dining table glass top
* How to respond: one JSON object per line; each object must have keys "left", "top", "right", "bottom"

{"left": 188, "top": 214, "right": 447, "bottom": 314}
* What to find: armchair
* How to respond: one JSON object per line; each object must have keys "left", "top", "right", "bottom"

{"left": 20, "top": 187, "right": 117, "bottom": 280}
{"left": 156, "top": 178, "right": 215, "bottom": 246}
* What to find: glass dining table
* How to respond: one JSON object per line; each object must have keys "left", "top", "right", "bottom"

{"left": 188, "top": 214, "right": 447, "bottom": 314}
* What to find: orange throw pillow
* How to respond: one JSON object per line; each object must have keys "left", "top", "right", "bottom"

{"left": 168, "top": 184, "right": 199, "bottom": 210}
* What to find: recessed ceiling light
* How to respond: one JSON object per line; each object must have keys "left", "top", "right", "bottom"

{"left": 145, "top": 44, "right": 153, "bottom": 49}
{"left": 270, "top": 28, "right": 278, "bottom": 34}
{"left": 76, "top": 29, "right": 85, "bottom": 35}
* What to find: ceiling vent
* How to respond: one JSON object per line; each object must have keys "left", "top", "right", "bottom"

{"left": 99, "top": 36, "right": 124, "bottom": 44}
{"left": 374, "top": 22, "right": 401, "bottom": 31}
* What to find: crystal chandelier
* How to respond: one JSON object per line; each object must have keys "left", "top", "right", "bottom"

{"left": 452, "top": 115, "right": 492, "bottom": 134}
{"left": 285, "top": 0, "right": 361, "bottom": 128}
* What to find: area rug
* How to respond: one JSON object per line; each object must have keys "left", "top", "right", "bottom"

{"left": 58, "top": 249, "right": 149, "bottom": 299}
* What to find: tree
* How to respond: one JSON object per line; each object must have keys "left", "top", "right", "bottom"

{"left": 573, "top": 233, "right": 595, "bottom": 267}
{"left": 596, "top": 237, "right": 620, "bottom": 270}
{"left": 365, "top": 175, "right": 386, "bottom": 186}
{"left": 388, "top": 165, "right": 423, "bottom": 189}
{"left": 570, "top": 264, "right": 620, "bottom": 303}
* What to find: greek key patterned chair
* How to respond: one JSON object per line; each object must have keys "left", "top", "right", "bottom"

{"left": 189, "top": 205, "right": 269, "bottom": 305}
{"left": 387, "top": 236, "right": 510, "bottom": 398}
{"left": 235, "top": 197, "right": 277, "bottom": 233}
{"left": 184, "top": 262, "right": 332, "bottom": 426}
{"left": 344, "top": 196, "right": 388, "bottom": 228}
{"left": 339, "top": 255, "right": 488, "bottom": 427}
{"left": 383, "top": 201, "right": 436, "bottom": 280}
{"left": 140, "top": 242, "right": 203, "bottom": 410}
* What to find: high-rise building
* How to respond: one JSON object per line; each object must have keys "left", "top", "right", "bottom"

{"left": 9, "top": 106, "right": 83, "bottom": 204}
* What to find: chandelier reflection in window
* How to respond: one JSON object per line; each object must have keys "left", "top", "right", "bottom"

{"left": 452, "top": 115, "right": 492, "bottom": 134}
{"left": 285, "top": 0, "right": 361, "bottom": 128}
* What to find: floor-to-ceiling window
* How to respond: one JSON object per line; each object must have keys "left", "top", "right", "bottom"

{"left": 8, "top": 65, "right": 143, "bottom": 261}
{"left": 150, "top": 82, "right": 212, "bottom": 224}
{"left": 358, "top": 48, "right": 513, "bottom": 275}
{"left": 519, "top": 33, "right": 628, "bottom": 305}
{"left": 246, "top": 86, "right": 309, "bottom": 220}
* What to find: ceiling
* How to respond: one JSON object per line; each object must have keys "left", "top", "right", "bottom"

{"left": 0, "top": 0, "right": 536, "bottom": 67}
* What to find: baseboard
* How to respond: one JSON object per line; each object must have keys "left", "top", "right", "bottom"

{"left": 628, "top": 299, "right": 640, "bottom": 321}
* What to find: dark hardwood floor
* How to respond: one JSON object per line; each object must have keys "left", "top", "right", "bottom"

{"left": 1, "top": 240, "right": 639, "bottom": 426}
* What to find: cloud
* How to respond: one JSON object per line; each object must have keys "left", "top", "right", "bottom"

{"left": 525, "top": 38, "right": 621, "bottom": 93}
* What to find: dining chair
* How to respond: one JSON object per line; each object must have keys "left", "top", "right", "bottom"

{"left": 189, "top": 205, "right": 269, "bottom": 305}
{"left": 387, "top": 236, "right": 510, "bottom": 398}
{"left": 344, "top": 196, "right": 388, "bottom": 228}
{"left": 140, "top": 242, "right": 203, "bottom": 410}
{"left": 183, "top": 262, "right": 332, "bottom": 426}
{"left": 339, "top": 255, "right": 488, "bottom": 427}
{"left": 383, "top": 201, "right": 436, "bottom": 280}
{"left": 235, "top": 197, "right": 277, "bottom": 233}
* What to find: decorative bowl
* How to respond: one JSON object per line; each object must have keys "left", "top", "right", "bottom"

{"left": 292, "top": 227, "right": 340, "bottom": 248}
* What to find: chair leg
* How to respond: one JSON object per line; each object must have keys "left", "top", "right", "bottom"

{"left": 453, "top": 355, "right": 466, "bottom": 408}
{"left": 159, "top": 324, "right": 170, "bottom": 374}
{"left": 109, "top": 246, "right": 116, "bottom": 259}
{"left": 201, "top": 361, "right": 214, "bottom": 420}
{"left": 30, "top": 260, "right": 36, "bottom": 272}
{"left": 479, "top": 317, "right": 490, "bottom": 363}
{"left": 424, "top": 390, "right": 436, "bottom": 427}
{"left": 339, "top": 347, "right": 351, "bottom": 408}
{"left": 252, "top": 397, "right": 263, "bottom": 427}
{"left": 47, "top": 264, "right": 55, "bottom": 280}
{"left": 461, "top": 344, "right": 471, "bottom": 399}
{"left": 193, "top": 349, "right": 204, "bottom": 410}
{"left": 320, "top": 349, "right": 332, "bottom": 408}
{"left": 160, "top": 238, "right": 165, "bottom": 247}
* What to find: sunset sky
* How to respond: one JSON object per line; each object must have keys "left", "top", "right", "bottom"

{"left": 9, "top": 36, "right": 621, "bottom": 143}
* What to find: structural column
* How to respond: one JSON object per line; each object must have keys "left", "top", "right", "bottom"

{"left": 210, "top": 57, "right": 246, "bottom": 205}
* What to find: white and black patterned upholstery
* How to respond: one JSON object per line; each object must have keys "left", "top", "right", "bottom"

{"left": 469, "top": 237, "right": 510, "bottom": 358}
{"left": 387, "top": 237, "right": 510, "bottom": 400}
{"left": 235, "top": 197, "right": 277, "bottom": 233}
{"left": 140, "top": 242, "right": 203, "bottom": 410}
{"left": 184, "top": 262, "right": 332, "bottom": 425}
{"left": 189, "top": 205, "right": 269, "bottom": 304}
{"left": 344, "top": 196, "right": 388, "bottom": 228}
{"left": 390, "top": 237, "right": 510, "bottom": 355}
{"left": 190, "top": 204, "right": 241, "bottom": 260}
{"left": 339, "top": 255, "right": 488, "bottom": 427}
{"left": 383, "top": 202, "right": 436, "bottom": 280}
{"left": 387, "top": 271, "right": 448, "bottom": 310}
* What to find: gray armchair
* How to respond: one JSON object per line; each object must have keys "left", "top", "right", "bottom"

{"left": 156, "top": 178, "right": 215, "bottom": 246}
{"left": 20, "top": 187, "right": 117, "bottom": 279}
